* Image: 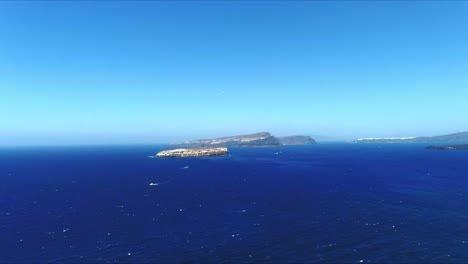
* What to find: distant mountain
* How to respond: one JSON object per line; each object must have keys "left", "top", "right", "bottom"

{"left": 354, "top": 132, "right": 468, "bottom": 143}
{"left": 171, "top": 132, "right": 281, "bottom": 147}
{"left": 277, "top": 136, "right": 316, "bottom": 145}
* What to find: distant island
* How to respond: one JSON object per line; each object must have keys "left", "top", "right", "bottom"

{"left": 354, "top": 131, "right": 468, "bottom": 144}
{"left": 426, "top": 144, "right": 468, "bottom": 150}
{"left": 277, "top": 136, "right": 316, "bottom": 145}
{"left": 155, "top": 132, "right": 315, "bottom": 158}
{"left": 156, "top": 147, "right": 228, "bottom": 157}
{"left": 171, "top": 132, "right": 316, "bottom": 147}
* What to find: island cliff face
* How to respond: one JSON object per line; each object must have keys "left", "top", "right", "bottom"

{"left": 277, "top": 136, "right": 316, "bottom": 145}
{"left": 171, "top": 132, "right": 281, "bottom": 147}
{"left": 354, "top": 132, "right": 468, "bottom": 144}
{"left": 156, "top": 147, "right": 228, "bottom": 157}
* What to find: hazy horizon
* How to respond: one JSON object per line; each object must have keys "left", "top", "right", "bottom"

{"left": 3, "top": 2, "right": 468, "bottom": 146}
{"left": 2, "top": 130, "right": 468, "bottom": 147}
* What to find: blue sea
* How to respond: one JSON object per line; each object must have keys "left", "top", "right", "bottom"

{"left": 1, "top": 144, "right": 468, "bottom": 263}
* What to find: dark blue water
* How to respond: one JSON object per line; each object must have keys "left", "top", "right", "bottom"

{"left": 1, "top": 144, "right": 468, "bottom": 263}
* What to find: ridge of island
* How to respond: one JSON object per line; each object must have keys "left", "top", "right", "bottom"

{"left": 171, "top": 132, "right": 316, "bottom": 147}
{"left": 171, "top": 132, "right": 281, "bottom": 147}
{"left": 156, "top": 147, "right": 228, "bottom": 158}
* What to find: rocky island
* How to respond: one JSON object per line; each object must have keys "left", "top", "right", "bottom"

{"left": 171, "top": 132, "right": 316, "bottom": 147}
{"left": 171, "top": 132, "right": 281, "bottom": 147}
{"left": 426, "top": 144, "right": 468, "bottom": 150}
{"left": 156, "top": 132, "right": 317, "bottom": 158}
{"left": 156, "top": 147, "right": 228, "bottom": 158}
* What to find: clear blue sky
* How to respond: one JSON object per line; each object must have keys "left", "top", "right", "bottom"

{"left": 2, "top": 1, "right": 468, "bottom": 145}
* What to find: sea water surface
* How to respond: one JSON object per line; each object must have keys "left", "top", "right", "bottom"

{"left": 1, "top": 144, "right": 468, "bottom": 263}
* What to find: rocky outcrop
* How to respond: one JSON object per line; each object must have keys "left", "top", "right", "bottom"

{"left": 277, "top": 136, "right": 316, "bottom": 145}
{"left": 156, "top": 147, "right": 228, "bottom": 157}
